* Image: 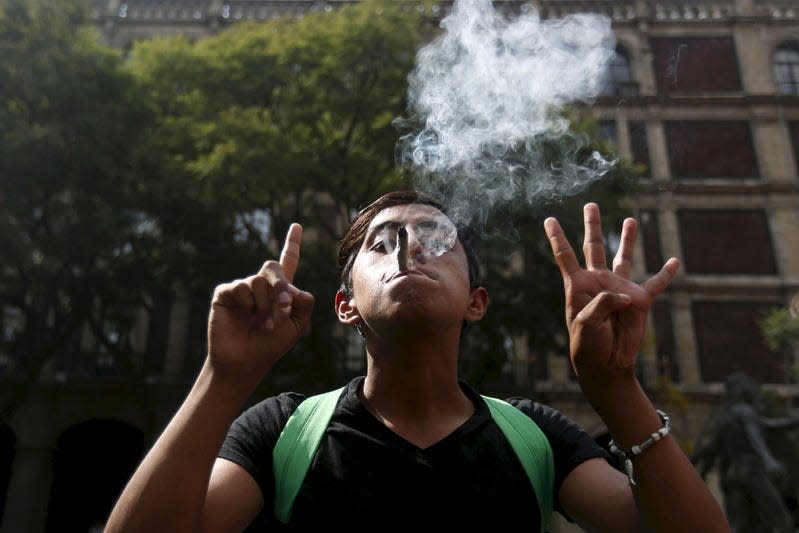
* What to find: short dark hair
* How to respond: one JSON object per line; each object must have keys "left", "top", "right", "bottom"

{"left": 337, "top": 190, "right": 481, "bottom": 295}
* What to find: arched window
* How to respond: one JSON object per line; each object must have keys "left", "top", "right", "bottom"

{"left": 774, "top": 42, "right": 799, "bottom": 95}
{"left": 602, "top": 47, "right": 638, "bottom": 97}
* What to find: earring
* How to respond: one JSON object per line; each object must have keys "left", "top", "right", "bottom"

{"left": 355, "top": 322, "right": 365, "bottom": 338}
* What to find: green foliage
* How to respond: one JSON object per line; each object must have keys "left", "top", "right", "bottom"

{"left": 761, "top": 307, "right": 799, "bottom": 352}
{"left": 759, "top": 306, "right": 799, "bottom": 383}
{"left": 123, "top": 0, "right": 426, "bottom": 389}
{"left": 0, "top": 0, "right": 154, "bottom": 412}
{"left": 127, "top": 0, "right": 420, "bottom": 211}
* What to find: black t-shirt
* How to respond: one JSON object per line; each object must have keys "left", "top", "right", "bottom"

{"left": 219, "top": 376, "right": 608, "bottom": 532}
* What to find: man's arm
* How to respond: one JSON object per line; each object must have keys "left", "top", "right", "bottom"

{"left": 561, "top": 374, "right": 727, "bottom": 532}
{"left": 105, "top": 362, "right": 263, "bottom": 532}
{"left": 105, "top": 224, "right": 314, "bottom": 532}
{"left": 544, "top": 204, "right": 730, "bottom": 533}
{"left": 201, "top": 458, "right": 265, "bottom": 532}
{"left": 559, "top": 457, "right": 643, "bottom": 532}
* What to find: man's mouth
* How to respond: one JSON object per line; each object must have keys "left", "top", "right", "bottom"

{"left": 387, "top": 268, "right": 431, "bottom": 283}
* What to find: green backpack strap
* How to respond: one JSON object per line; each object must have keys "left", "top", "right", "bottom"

{"left": 272, "top": 387, "right": 344, "bottom": 523}
{"left": 272, "top": 389, "right": 554, "bottom": 532}
{"left": 482, "top": 395, "right": 555, "bottom": 533}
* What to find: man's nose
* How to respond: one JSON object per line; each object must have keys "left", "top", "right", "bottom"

{"left": 404, "top": 228, "right": 428, "bottom": 262}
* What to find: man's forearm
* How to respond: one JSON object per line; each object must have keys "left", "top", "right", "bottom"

{"left": 105, "top": 358, "right": 257, "bottom": 533}
{"left": 580, "top": 371, "right": 731, "bottom": 533}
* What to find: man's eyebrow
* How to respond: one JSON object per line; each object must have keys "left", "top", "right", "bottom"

{"left": 416, "top": 219, "right": 447, "bottom": 229}
{"left": 366, "top": 216, "right": 453, "bottom": 239}
{"left": 364, "top": 220, "right": 401, "bottom": 242}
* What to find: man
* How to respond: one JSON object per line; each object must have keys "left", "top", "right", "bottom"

{"left": 106, "top": 190, "right": 730, "bottom": 532}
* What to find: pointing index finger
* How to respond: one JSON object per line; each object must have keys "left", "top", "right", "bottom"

{"left": 280, "top": 223, "right": 303, "bottom": 283}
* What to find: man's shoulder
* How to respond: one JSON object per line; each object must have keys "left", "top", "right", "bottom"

{"left": 499, "top": 397, "right": 602, "bottom": 453}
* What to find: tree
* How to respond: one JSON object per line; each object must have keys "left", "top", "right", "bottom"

{"left": 0, "top": 0, "right": 154, "bottom": 417}
{"left": 123, "top": 0, "right": 426, "bottom": 392}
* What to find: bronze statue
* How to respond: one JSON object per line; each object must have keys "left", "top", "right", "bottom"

{"left": 692, "top": 372, "right": 799, "bottom": 533}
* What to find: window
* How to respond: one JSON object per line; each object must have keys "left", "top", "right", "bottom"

{"left": 774, "top": 43, "right": 799, "bottom": 96}
{"left": 653, "top": 300, "right": 679, "bottom": 382}
{"left": 598, "top": 120, "right": 618, "bottom": 145}
{"left": 639, "top": 210, "right": 664, "bottom": 274}
{"left": 628, "top": 121, "right": 650, "bottom": 176}
{"left": 601, "top": 47, "right": 638, "bottom": 97}
{"left": 790, "top": 122, "right": 799, "bottom": 174}
{"left": 678, "top": 209, "right": 776, "bottom": 275}
{"left": 94, "top": 320, "right": 124, "bottom": 377}
{"left": 88, "top": 300, "right": 137, "bottom": 378}
{"left": 692, "top": 301, "right": 786, "bottom": 383}
{"left": 664, "top": 121, "right": 758, "bottom": 179}
{"left": 651, "top": 37, "right": 742, "bottom": 93}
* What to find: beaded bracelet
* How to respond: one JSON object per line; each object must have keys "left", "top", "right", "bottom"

{"left": 608, "top": 410, "right": 671, "bottom": 487}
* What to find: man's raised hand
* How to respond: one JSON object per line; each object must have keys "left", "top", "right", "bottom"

{"left": 544, "top": 203, "right": 679, "bottom": 379}
{"left": 206, "top": 223, "right": 315, "bottom": 385}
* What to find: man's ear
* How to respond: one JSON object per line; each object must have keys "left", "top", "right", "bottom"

{"left": 335, "top": 289, "right": 361, "bottom": 325}
{"left": 465, "top": 286, "right": 489, "bottom": 323}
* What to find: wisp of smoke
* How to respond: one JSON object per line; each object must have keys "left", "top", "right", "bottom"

{"left": 395, "top": 0, "right": 618, "bottom": 230}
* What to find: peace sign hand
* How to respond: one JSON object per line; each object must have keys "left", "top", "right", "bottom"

{"left": 544, "top": 203, "right": 679, "bottom": 380}
{"left": 207, "top": 223, "right": 315, "bottom": 386}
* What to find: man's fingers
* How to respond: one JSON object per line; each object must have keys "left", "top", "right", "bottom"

{"left": 254, "top": 261, "right": 293, "bottom": 329}
{"left": 582, "top": 203, "right": 607, "bottom": 271}
{"left": 254, "top": 223, "right": 308, "bottom": 330}
{"left": 544, "top": 217, "right": 581, "bottom": 276}
{"left": 642, "top": 257, "right": 680, "bottom": 298}
{"left": 249, "top": 274, "right": 271, "bottom": 317}
{"left": 280, "top": 223, "right": 303, "bottom": 283}
{"left": 575, "top": 291, "right": 632, "bottom": 326}
{"left": 214, "top": 279, "right": 256, "bottom": 312}
{"left": 611, "top": 218, "right": 637, "bottom": 278}
{"left": 290, "top": 289, "right": 315, "bottom": 333}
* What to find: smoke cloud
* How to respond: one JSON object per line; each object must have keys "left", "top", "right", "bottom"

{"left": 395, "top": 0, "right": 618, "bottom": 230}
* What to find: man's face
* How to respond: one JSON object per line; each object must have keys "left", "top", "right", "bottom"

{"left": 344, "top": 204, "right": 477, "bottom": 331}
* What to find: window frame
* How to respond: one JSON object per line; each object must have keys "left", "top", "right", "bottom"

{"left": 774, "top": 42, "right": 799, "bottom": 96}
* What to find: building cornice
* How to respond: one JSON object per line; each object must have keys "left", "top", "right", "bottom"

{"left": 88, "top": 0, "right": 798, "bottom": 27}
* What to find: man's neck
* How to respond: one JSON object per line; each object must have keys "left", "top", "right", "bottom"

{"left": 358, "top": 329, "right": 474, "bottom": 448}
{"left": 363, "top": 324, "right": 462, "bottom": 399}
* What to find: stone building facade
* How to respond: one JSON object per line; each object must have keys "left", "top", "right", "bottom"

{"left": 2, "top": 1, "right": 798, "bottom": 531}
